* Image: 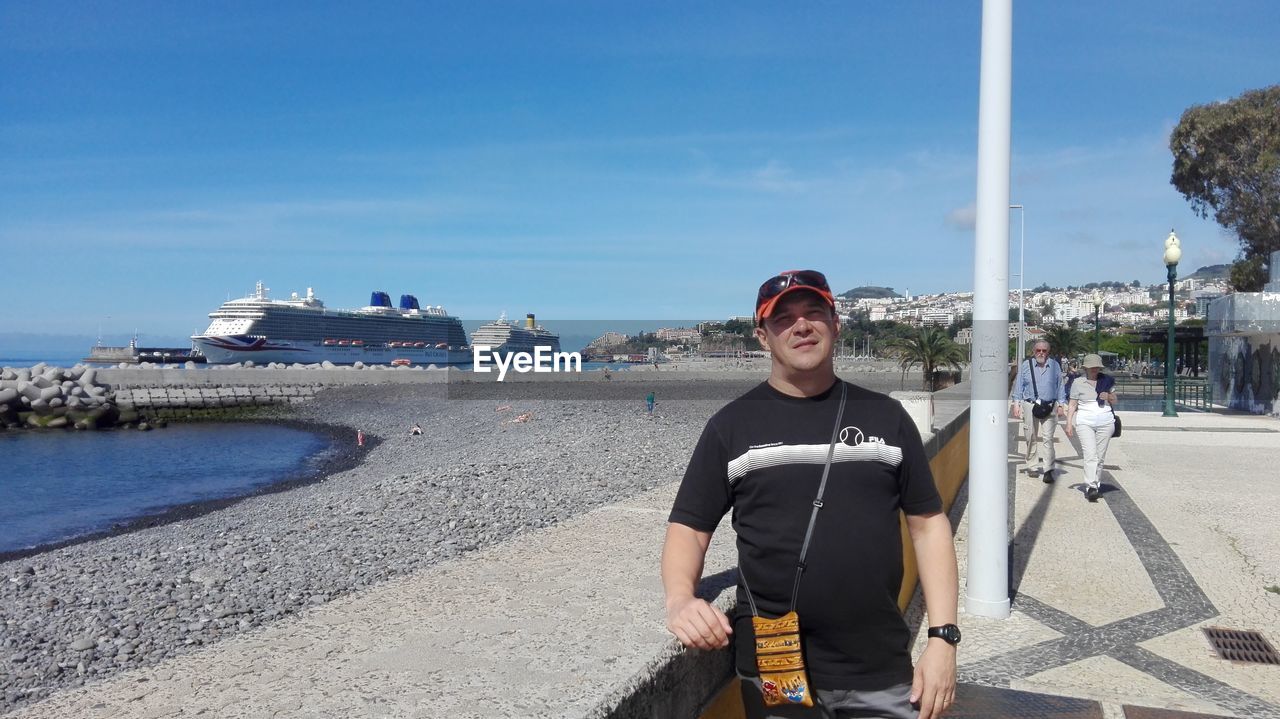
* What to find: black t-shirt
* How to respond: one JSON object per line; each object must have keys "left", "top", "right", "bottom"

{"left": 669, "top": 379, "right": 942, "bottom": 690}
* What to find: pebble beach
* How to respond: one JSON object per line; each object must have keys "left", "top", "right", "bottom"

{"left": 0, "top": 364, "right": 924, "bottom": 713}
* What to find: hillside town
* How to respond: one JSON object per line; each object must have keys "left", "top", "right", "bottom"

{"left": 582, "top": 268, "right": 1232, "bottom": 363}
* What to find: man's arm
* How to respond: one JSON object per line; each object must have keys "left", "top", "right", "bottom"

{"left": 1010, "top": 362, "right": 1027, "bottom": 418}
{"left": 660, "top": 522, "right": 732, "bottom": 650}
{"left": 906, "top": 511, "right": 958, "bottom": 719}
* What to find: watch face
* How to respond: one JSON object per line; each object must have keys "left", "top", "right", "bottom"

{"left": 931, "top": 624, "right": 961, "bottom": 644}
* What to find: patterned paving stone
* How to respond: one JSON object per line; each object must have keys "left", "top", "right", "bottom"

{"left": 1122, "top": 706, "right": 1237, "bottom": 719}
{"left": 949, "top": 683, "right": 1103, "bottom": 718}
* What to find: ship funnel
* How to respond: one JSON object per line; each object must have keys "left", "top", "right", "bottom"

{"left": 399, "top": 294, "right": 420, "bottom": 311}
{"left": 370, "top": 291, "right": 392, "bottom": 308}
{"left": 526, "top": 313, "right": 536, "bottom": 329}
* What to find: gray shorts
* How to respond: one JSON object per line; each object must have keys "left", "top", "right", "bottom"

{"left": 739, "top": 674, "right": 916, "bottom": 719}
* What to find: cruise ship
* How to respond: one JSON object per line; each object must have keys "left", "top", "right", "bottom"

{"left": 469, "top": 313, "right": 561, "bottom": 356}
{"left": 192, "top": 282, "right": 471, "bottom": 365}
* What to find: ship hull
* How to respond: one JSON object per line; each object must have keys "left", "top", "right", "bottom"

{"left": 193, "top": 336, "right": 469, "bottom": 366}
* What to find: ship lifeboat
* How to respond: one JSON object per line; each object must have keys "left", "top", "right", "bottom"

{"left": 435, "top": 342, "right": 447, "bottom": 349}
{"left": 390, "top": 358, "right": 411, "bottom": 367}
{"left": 323, "top": 339, "right": 337, "bottom": 346}
{"left": 352, "top": 339, "right": 364, "bottom": 346}
{"left": 414, "top": 341, "right": 426, "bottom": 348}
{"left": 388, "top": 341, "right": 400, "bottom": 348}
{"left": 337, "top": 340, "right": 350, "bottom": 346}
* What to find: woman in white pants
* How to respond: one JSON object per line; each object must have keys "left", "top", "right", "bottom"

{"left": 1064, "top": 353, "right": 1118, "bottom": 502}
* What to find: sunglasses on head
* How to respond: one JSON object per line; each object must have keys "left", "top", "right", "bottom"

{"left": 756, "top": 270, "right": 830, "bottom": 307}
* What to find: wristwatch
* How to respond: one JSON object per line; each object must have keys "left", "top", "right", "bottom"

{"left": 927, "top": 624, "right": 962, "bottom": 646}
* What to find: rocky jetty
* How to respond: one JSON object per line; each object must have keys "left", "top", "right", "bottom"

{"left": 0, "top": 364, "right": 140, "bottom": 431}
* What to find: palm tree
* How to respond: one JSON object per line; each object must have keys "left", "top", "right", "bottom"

{"left": 887, "top": 327, "right": 967, "bottom": 391}
{"left": 1041, "top": 326, "right": 1087, "bottom": 362}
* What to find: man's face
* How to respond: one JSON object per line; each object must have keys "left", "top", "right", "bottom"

{"left": 754, "top": 292, "right": 839, "bottom": 373}
{"left": 1033, "top": 344, "right": 1050, "bottom": 364}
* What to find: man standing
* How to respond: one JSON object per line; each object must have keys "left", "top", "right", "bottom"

{"left": 1010, "top": 339, "right": 1067, "bottom": 482}
{"left": 661, "top": 270, "right": 959, "bottom": 719}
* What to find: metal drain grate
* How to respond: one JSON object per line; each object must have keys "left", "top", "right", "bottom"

{"left": 1203, "top": 627, "right": 1280, "bottom": 665}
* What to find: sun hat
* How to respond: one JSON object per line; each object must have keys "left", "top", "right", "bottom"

{"left": 1082, "top": 353, "right": 1104, "bottom": 369}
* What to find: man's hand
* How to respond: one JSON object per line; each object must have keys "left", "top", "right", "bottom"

{"left": 1056, "top": 405, "right": 1066, "bottom": 417}
{"left": 911, "top": 640, "right": 957, "bottom": 719}
{"left": 665, "top": 595, "right": 732, "bottom": 651}
{"left": 1064, "top": 423, "right": 1074, "bottom": 438}
{"left": 1011, "top": 404, "right": 1022, "bottom": 420}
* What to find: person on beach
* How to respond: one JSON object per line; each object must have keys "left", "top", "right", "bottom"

{"left": 661, "top": 269, "right": 959, "bottom": 719}
{"left": 410, "top": 423, "right": 422, "bottom": 436}
{"left": 1064, "top": 353, "right": 1118, "bottom": 502}
{"left": 1010, "top": 339, "right": 1067, "bottom": 482}
{"left": 646, "top": 391, "right": 656, "bottom": 415}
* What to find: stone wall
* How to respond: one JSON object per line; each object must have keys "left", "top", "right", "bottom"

{"left": 111, "top": 384, "right": 322, "bottom": 417}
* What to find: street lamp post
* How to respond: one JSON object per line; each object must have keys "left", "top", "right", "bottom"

{"left": 1010, "top": 204, "right": 1025, "bottom": 357}
{"left": 1162, "top": 230, "right": 1181, "bottom": 418}
{"left": 1091, "top": 290, "right": 1102, "bottom": 353}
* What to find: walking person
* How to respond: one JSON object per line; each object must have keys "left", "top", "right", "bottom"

{"left": 661, "top": 269, "right": 959, "bottom": 719}
{"left": 1010, "top": 340, "right": 1067, "bottom": 482}
{"left": 1064, "top": 353, "right": 1118, "bottom": 502}
{"left": 646, "top": 391, "right": 656, "bottom": 415}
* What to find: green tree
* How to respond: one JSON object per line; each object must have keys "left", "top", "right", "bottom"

{"left": 1042, "top": 326, "right": 1087, "bottom": 360}
{"left": 1170, "top": 84, "right": 1280, "bottom": 291}
{"left": 886, "top": 327, "right": 967, "bottom": 391}
{"left": 1007, "top": 307, "right": 1039, "bottom": 325}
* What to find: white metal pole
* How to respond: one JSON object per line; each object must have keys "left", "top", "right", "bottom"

{"left": 967, "top": 0, "right": 1013, "bottom": 619}
{"left": 1010, "top": 204, "right": 1025, "bottom": 357}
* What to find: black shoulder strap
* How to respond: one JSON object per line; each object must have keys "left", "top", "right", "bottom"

{"left": 1028, "top": 357, "right": 1040, "bottom": 400}
{"left": 789, "top": 382, "right": 848, "bottom": 611}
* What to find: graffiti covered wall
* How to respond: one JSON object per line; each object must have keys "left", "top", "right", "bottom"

{"left": 1209, "top": 335, "right": 1280, "bottom": 415}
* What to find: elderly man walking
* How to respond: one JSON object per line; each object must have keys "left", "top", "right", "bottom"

{"left": 1011, "top": 340, "right": 1067, "bottom": 482}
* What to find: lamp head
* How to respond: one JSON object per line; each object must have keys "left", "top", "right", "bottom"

{"left": 1163, "top": 229, "right": 1182, "bottom": 266}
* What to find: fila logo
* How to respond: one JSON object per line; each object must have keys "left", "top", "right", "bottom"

{"left": 839, "top": 426, "right": 886, "bottom": 446}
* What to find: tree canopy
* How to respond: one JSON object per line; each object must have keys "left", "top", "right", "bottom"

{"left": 886, "top": 327, "right": 966, "bottom": 391}
{"left": 1170, "top": 84, "right": 1280, "bottom": 291}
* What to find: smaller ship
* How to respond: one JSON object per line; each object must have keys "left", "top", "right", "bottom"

{"left": 470, "top": 313, "right": 561, "bottom": 356}
{"left": 84, "top": 336, "right": 206, "bottom": 365}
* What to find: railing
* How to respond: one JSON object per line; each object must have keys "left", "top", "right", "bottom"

{"left": 1112, "top": 377, "right": 1213, "bottom": 411}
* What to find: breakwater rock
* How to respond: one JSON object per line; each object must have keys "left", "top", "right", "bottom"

{"left": 0, "top": 365, "right": 323, "bottom": 431}
{"left": 0, "top": 364, "right": 122, "bottom": 430}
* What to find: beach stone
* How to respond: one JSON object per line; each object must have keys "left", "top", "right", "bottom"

{"left": 69, "top": 638, "right": 95, "bottom": 652}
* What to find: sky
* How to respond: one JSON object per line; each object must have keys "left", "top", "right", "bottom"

{"left": 2, "top": 1, "right": 1278, "bottom": 342}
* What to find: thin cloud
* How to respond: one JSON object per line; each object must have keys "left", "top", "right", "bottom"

{"left": 946, "top": 204, "right": 976, "bottom": 231}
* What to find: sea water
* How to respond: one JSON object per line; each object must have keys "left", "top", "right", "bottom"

{"left": 0, "top": 423, "right": 332, "bottom": 555}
